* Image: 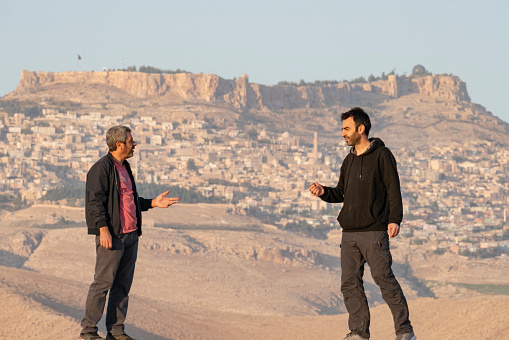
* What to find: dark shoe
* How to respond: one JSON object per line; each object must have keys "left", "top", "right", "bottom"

{"left": 395, "top": 331, "right": 417, "bottom": 340}
{"left": 342, "top": 332, "right": 369, "bottom": 340}
{"left": 80, "top": 332, "right": 105, "bottom": 340}
{"left": 106, "top": 333, "right": 138, "bottom": 340}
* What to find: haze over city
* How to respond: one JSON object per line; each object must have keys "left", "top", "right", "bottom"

{"left": 1, "top": 0, "right": 508, "bottom": 122}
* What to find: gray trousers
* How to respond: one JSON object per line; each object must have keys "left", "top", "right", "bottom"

{"left": 81, "top": 231, "right": 139, "bottom": 335}
{"left": 341, "top": 230, "right": 413, "bottom": 338}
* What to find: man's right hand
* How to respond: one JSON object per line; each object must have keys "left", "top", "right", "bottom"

{"left": 309, "top": 183, "right": 324, "bottom": 197}
{"left": 99, "top": 227, "right": 112, "bottom": 249}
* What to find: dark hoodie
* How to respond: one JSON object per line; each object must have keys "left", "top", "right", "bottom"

{"left": 319, "top": 138, "right": 403, "bottom": 232}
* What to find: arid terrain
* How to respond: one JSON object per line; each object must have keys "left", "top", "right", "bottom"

{"left": 1, "top": 69, "right": 508, "bottom": 339}
{"left": 1, "top": 204, "right": 508, "bottom": 340}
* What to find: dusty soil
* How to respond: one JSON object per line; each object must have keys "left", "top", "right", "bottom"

{"left": 1, "top": 204, "right": 508, "bottom": 339}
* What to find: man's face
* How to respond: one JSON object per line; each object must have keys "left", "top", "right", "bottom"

{"left": 341, "top": 117, "right": 361, "bottom": 146}
{"left": 119, "top": 132, "right": 137, "bottom": 159}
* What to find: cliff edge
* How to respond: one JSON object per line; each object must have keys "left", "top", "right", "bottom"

{"left": 14, "top": 70, "right": 471, "bottom": 111}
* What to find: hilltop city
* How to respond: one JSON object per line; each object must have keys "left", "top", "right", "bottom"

{"left": 1, "top": 104, "right": 508, "bottom": 259}
{"left": 1, "top": 66, "right": 509, "bottom": 261}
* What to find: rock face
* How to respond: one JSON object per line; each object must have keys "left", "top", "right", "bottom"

{"left": 16, "top": 69, "right": 235, "bottom": 101}
{"left": 16, "top": 70, "right": 471, "bottom": 110}
{"left": 391, "top": 74, "right": 471, "bottom": 101}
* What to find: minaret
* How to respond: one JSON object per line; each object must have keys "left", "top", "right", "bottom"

{"left": 312, "top": 132, "right": 318, "bottom": 180}
{"left": 313, "top": 132, "right": 318, "bottom": 164}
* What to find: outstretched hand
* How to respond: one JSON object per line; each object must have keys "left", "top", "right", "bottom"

{"left": 309, "top": 183, "right": 324, "bottom": 197}
{"left": 152, "top": 191, "right": 179, "bottom": 208}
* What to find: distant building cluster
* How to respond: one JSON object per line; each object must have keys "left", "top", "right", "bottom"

{"left": 0, "top": 107, "right": 508, "bottom": 257}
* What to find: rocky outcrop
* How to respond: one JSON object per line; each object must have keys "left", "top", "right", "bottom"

{"left": 224, "top": 75, "right": 357, "bottom": 110}
{"left": 15, "top": 70, "right": 471, "bottom": 110}
{"left": 364, "top": 74, "right": 470, "bottom": 102}
{"left": 16, "top": 70, "right": 235, "bottom": 101}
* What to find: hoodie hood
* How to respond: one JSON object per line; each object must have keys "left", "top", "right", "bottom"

{"left": 350, "top": 137, "right": 385, "bottom": 156}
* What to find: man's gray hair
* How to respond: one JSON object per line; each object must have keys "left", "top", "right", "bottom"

{"left": 106, "top": 126, "right": 131, "bottom": 151}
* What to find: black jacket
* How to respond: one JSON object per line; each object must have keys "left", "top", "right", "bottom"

{"left": 85, "top": 153, "right": 153, "bottom": 237}
{"left": 319, "top": 138, "right": 403, "bottom": 232}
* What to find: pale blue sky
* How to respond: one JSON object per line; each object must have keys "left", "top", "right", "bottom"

{"left": 1, "top": 0, "right": 508, "bottom": 122}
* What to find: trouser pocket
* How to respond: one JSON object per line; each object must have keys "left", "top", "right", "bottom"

{"left": 365, "top": 231, "right": 393, "bottom": 279}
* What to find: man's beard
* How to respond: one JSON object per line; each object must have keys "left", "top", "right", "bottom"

{"left": 345, "top": 131, "right": 360, "bottom": 146}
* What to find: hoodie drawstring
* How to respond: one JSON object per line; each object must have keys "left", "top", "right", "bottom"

{"left": 360, "top": 156, "right": 363, "bottom": 180}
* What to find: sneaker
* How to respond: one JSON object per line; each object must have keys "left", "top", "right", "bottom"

{"left": 343, "top": 332, "right": 369, "bottom": 340}
{"left": 79, "top": 332, "right": 105, "bottom": 340}
{"left": 106, "top": 333, "right": 138, "bottom": 340}
{"left": 395, "top": 331, "right": 417, "bottom": 340}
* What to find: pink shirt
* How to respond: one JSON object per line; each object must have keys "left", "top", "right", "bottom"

{"left": 113, "top": 159, "right": 138, "bottom": 234}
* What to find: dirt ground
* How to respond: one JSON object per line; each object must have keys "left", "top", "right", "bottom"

{"left": 1, "top": 204, "right": 508, "bottom": 339}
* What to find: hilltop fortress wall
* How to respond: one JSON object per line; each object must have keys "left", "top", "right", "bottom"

{"left": 16, "top": 70, "right": 470, "bottom": 111}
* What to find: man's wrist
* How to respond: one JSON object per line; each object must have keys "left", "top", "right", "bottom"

{"left": 319, "top": 187, "right": 327, "bottom": 198}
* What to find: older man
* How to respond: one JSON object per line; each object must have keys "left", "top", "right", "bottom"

{"left": 80, "top": 126, "right": 179, "bottom": 340}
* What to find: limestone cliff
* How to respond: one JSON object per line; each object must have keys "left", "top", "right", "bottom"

{"left": 16, "top": 69, "right": 235, "bottom": 101}
{"left": 15, "top": 70, "right": 471, "bottom": 110}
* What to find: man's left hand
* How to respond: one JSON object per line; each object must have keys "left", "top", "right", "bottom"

{"left": 152, "top": 191, "right": 179, "bottom": 208}
{"left": 388, "top": 223, "right": 400, "bottom": 238}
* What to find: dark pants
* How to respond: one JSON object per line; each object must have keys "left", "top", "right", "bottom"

{"left": 81, "top": 231, "right": 139, "bottom": 335}
{"left": 341, "top": 230, "right": 413, "bottom": 338}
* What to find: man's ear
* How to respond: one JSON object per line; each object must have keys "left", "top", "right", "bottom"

{"left": 357, "top": 124, "right": 365, "bottom": 135}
